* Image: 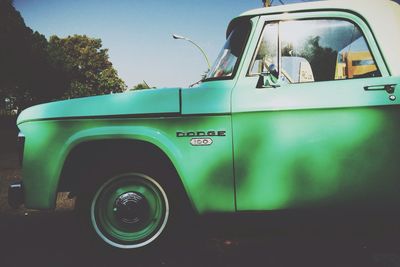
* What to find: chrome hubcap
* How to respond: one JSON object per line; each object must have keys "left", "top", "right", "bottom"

{"left": 113, "top": 192, "right": 150, "bottom": 229}
{"left": 91, "top": 173, "right": 169, "bottom": 249}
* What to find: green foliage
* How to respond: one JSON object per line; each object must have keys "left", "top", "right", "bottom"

{"left": 49, "top": 35, "right": 127, "bottom": 98}
{"left": 282, "top": 36, "right": 337, "bottom": 82}
{"left": 255, "top": 40, "right": 267, "bottom": 60}
{"left": 0, "top": 0, "right": 42, "bottom": 109}
{"left": 0, "top": 0, "right": 126, "bottom": 111}
{"left": 298, "top": 36, "right": 338, "bottom": 81}
{"left": 130, "top": 82, "right": 153, "bottom": 91}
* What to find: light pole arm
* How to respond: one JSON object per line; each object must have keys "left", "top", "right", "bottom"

{"left": 185, "top": 38, "right": 211, "bottom": 70}
{"left": 172, "top": 34, "right": 211, "bottom": 70}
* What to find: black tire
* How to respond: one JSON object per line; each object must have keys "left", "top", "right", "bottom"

{"left": 75, "top": 158, "right": 194, "bottom": 253}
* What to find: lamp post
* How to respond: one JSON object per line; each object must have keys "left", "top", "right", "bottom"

{"left": 172, "top": 34, "right": 211, "bottom": 71}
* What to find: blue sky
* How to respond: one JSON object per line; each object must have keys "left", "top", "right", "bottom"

{"left": 12, "top": 0, "right": 399, "bottom": 88}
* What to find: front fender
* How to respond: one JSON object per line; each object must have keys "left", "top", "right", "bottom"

{"left": 21, "top": 123, "right": 184, "bottom": 210}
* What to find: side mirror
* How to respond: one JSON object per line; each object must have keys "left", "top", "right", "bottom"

{"left": 256, "top": 64, "right": 280, "bottom": 89}
{"left": 268, "top": 64, "right": 279, "bottom": 80}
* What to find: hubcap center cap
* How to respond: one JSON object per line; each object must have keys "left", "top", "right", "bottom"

{"left": 114, "top": 192, "right": 150, "bottom": 226}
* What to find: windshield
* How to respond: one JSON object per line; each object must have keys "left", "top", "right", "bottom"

{"left": 205, "top": 19, "right": 251, "bottom": 80}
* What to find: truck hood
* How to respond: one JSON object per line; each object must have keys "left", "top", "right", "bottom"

{"left": 17, "top": 88, "right": 181, "bottom": 125}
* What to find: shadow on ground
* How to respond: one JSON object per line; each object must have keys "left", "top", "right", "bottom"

{"left": 2, "top": 211, "right": 400, "bottom": 267}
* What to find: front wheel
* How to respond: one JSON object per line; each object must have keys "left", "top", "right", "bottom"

{"left": 89, "top": 173, "right": 170, "bottom": 249}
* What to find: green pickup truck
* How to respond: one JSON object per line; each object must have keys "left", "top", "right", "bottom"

{"left": 9, "top": 0, "right": 400, "bottom": 250}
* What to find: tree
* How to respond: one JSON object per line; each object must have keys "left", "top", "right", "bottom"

{"left": 48, "top": 35, "right": 127, "bottom": 99}
{"left": 0, "top": 0, "right": 35, "bottom": 110}
{"left": 298, "top": 36, "right": 337, "bottom": 81}
{"left": 0, "top": 0, "right": 127, "bottom": 112}
{"left": 0, "top": 0, "right": 66, "bottom": 109}
{"left": 130, "top": 81, "right": 153, "bottom": 90}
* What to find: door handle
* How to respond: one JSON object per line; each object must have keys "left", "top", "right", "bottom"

{"left": 364, "top": 84, "right": 396, "bottom": 94}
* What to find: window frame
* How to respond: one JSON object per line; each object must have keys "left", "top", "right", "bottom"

{"left": 246, "top": 12, "right": 387, "bottom": 83}
{"left": 202, "top": 18, "right": 253, "bottom": 83}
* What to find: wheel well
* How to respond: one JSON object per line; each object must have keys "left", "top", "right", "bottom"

{"left": 58, "top": 139, "right": 184, "bottom": 198}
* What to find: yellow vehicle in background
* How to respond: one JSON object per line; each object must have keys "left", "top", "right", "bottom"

{"left": 335, "top": 37, "right": 378, "bottom": 79}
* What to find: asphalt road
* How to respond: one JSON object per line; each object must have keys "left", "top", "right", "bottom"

{"left": 1, "top": 211, "right": 400, "bottom": 267}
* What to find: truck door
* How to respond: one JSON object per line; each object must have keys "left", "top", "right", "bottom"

{"left": 231, "top": 12, "right": 400, "bottom": 212}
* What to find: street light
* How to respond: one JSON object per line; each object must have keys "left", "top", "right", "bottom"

{"left": 172, "top": 34, "right": 211, "bottom": 71}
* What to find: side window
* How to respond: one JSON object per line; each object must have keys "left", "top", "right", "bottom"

{"left": 250, "top": 23, "right": 278, "bottom": 74}
{"left": 249, "top": 19, "right": 381, "bottom": 83}
{"left": 206, "top": 19, "right": 251, "bottom": 79}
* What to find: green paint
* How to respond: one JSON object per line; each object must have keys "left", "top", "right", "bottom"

{"left": 233, "top": 108, "right": 396, "bottom": 210}
{"left": 17, "top": 87, "right": 181, "bottom": 124}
